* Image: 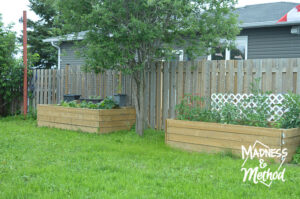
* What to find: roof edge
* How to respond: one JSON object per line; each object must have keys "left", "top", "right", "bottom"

{"left": 42, "top": 31, "right": 87, "bottom": 43}
{"left": 240, "top": 20, "right": 300, "bottom": 28}
{"left": 42, "top": 21, "right": 300, "bottom": 43}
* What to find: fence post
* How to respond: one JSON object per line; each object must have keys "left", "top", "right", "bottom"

{"left": 162, "top": 62, "right": 169, "bottom": 129}
{"left": 185, "top": 61, "right": 192, "bottom": 94}
{"left": 144, "top": 66, "right": 150, "bottom": 128}
{"left": 156, "top": 62, "right": 162, "bottom": 130}
{"left": 177, "top": 61, "right": 184, "bottom": 104}
{"left": 150, "top": 63, "right": 157, "bottom": 128}
{"left": 275, "top": 59, "right": 283, "bottom": 93}
{"left": 169, "top": 61, "right": 176, "bottom": 119}
{"left": 65, "top": 65, "right": 69, "bottom": 95}
{"left": 219, "top": 60, "right": 226, "bottom": 94}
{"left": 211, "top": 61, "right": 217, "bottom": 94}
{"left": 237, "top": 60, "right": 243, "bottom": 93}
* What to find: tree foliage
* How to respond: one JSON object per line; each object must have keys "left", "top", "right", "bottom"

{"left": 0, "top": 15, "right": 23, "bottom": 116}
{"left": 58, "top": 0, "right": 240, "bottom": 135}
{"left": 27, "top": 0, "right": 60, "bottom": 68}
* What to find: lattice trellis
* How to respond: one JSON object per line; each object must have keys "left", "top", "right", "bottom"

{"left": 211, "top": 93, "right": 285, "bottom": 121}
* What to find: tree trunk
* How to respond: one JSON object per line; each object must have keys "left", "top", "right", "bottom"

{"left": 133, "top": 70, "right": 145, "bottom": 136}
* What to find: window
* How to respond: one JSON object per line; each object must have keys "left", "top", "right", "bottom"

{"left": 210, "top": 48, "right": 226, "bottom": 60}
{"left": 208, "top": 36, "right": 248, "bottom": 60}
{"left": 229, "top": 36, "right": 248, "bottom": 60}
{"left": 173, "top": 50, "right": 184, "bottom": 61}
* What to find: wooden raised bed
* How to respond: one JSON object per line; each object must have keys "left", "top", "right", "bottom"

{"left": 37, "top": 105, "right": 136, "bottom": 134}
{"left": 166, "top": 119, "right": 300, "bottom": 162}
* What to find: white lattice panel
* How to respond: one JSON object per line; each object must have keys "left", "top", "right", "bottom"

{"left": 211, "top": 93, "right": 285, "bottom": 121}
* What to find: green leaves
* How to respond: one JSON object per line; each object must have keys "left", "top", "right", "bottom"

{"left": 175, "top": 95, "right": 220, "bottom": 123}
{"left": 0, "top": 18, "right": 23, "bottom": 116}
{"left": 292, "top": 147, "right": 300, "bottom": 164}
{"left": 176, "top": 91, "right": 300, "bottom": 129}
{"left": 57, "top": 0, "right": 240, "bottom": 74}
{"left": 27, "top": 0, "right": 60, "bottom": 68}
{"left": 59, "top": 97, "right": 118, "bottom": 110}
{"left": 275, "top": 92, "right": 300, "bottom": 129}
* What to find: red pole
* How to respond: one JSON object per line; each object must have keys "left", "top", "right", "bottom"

{"left": 23, "top": 11, "right": 28, "bottom": 117}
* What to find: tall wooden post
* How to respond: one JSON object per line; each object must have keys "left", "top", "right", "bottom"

{"left": 23, "top": 11, "right": 28, "bottom": 117}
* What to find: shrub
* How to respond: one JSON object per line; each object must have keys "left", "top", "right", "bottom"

{"left": 292, "top": 147, "right": 300, "bottom": 164}
{"left": 27, "top": 107, "right": 37, "bottom": 120}
{"left": 0, "top": 20, "right": 22, "bottom": 116}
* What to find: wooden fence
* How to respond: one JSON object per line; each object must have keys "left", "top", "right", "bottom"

{"left": 31, "top": 58, "right": 300, "bottom": 130}
{"left": 31, "top": 66, "right": 134, "bottom": 109}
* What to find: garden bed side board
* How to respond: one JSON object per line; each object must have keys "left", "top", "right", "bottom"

{"left": 37, "top": 104, "right": 136, "bottom": 134}
{"left": 165, "top": 119, "right": 300, "bottom": 163}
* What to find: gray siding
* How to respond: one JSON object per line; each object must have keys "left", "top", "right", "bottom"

{"left": 60, "top": 41, "right": 85, "bottom": 68}
{"left": 240, "top": 26, "right": 300, "bottom": 59}
{"left": 58, "top": 26, "right": 300, "bottom": 65}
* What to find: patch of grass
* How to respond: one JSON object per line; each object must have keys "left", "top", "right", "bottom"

{"left": 0, "top": 116, "right": 299, "bottom": 199}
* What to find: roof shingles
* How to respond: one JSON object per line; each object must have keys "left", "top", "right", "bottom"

{"left": 236, "top": 2, "right": 299, "bottom": 24}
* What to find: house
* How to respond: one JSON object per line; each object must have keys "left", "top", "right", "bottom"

{"left": 43, "top": 2, "right": 300, "bottom": 68}
{"left": 223, "top": 2, "right": 300, "bottom": 60}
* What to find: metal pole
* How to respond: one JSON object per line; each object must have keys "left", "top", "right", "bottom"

{"left": 23, "top": 11, "right": 28, "bottom": 117}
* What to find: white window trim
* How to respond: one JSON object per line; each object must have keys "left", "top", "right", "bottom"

{"left": 207, "top": 36, "right": 248, "bottom": 60}
{"left": 173, "top": 49, "right": 184, "bottom": 61}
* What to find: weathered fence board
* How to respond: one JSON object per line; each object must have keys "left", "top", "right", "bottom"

{"left": 156, "top": 63, "right": 162, "bottom": 130}
{"left": 150, "top": 63, "right": 157, "bottom": 128}
{"left": 169, "top": 61, "right": 176, "bottom": 119}
{"left": 162, "top": 62, "right": 170, "bottom": 129}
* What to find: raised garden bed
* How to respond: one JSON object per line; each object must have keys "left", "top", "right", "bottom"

{"left": 165, "top": 119, "right": 300, "bottom": 162}
{"left": 37, "top": 104, "right": 136, "bottom": 134}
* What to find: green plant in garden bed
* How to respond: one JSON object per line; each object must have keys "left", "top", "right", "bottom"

{"left": 88, "top": 96, "right": 102, "bottom": 100}
{"left": 176, "top": 92, "right": 300, "bottom": 164}
{"left": 176, "top": 92, "right": 300, "bottom": 129}
{"left": 176, "top": 93, "right": 274, "bottom": 128}
{"left": 176, "top": 95, "right": 220, "bottom": 123}
{"left": 59, "top": 97, "right": 118, "bottom": 109}
{"left": 274, "top": 92, "right": 300, "bottom": 129}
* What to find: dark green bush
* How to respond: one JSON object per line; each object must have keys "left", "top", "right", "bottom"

{"left": 292, "top": 147, "right": 300, "bottom": 164}
{"left": 27, "top": 107, "right": 37, "bottom": 120}
{"left": 0, "top": 21, "right": 22, "bottom": 116}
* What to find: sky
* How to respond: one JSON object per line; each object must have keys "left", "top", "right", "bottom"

{"left": 0, "top": 0, "right": 38, "bottom": 35}
{"left": 0, "top": 0, "right": 300, "bottom": 36}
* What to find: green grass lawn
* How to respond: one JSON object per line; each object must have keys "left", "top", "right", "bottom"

{"left": 0, "top": 117, "right": 299, "bottom": 199}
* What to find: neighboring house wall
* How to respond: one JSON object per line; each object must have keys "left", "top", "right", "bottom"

{"left": 240, "top": 26, "right": 300, "bottom": 59}
{"left": 58, "top": 26, "right": 300, "bottom": 66}
{"left": 60, "top": 41, "right": 85, "bottom": 68}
